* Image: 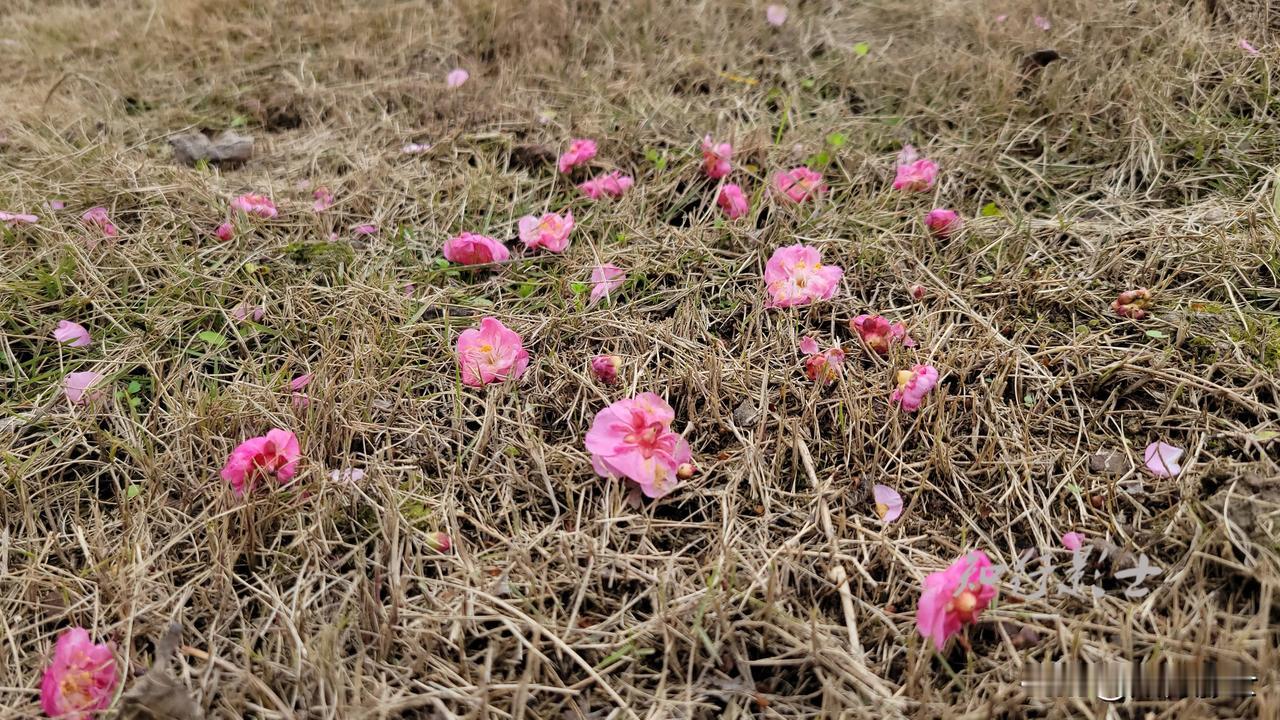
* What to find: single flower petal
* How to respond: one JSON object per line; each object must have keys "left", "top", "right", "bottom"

{"left": 1143, "top": 441, "right": 1183, "bottom": 478}
{"left": 873, "top": 484, "right": 904, "bottom": 522}
{"left": 53, "top": 320, "right": 91, "bottom": 347}
{"left": 1061, "top": 532, "right": 1084, "bottom": 552}
{"left": 446, "top": 68, "right": 469, "bottom": 88}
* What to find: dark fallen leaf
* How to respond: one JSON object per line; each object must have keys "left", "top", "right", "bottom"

{"left": 509, "top": 143, "right": 555, "bottom": 170}
{"left": 1087, "top": 449, "right": 1127, "bottom": 474}
{"left": 169, "top": 130, "right": 253, "bottom": 167}
{"left": 1021, "top": 49, "right": 1063, "bottom": 75}
{"left": 118, "top": 623, "right": 202, "bottom": 719}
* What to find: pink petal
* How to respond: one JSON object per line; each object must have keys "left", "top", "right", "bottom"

{"left": 1034, "top": 15, "right": 1051, "bottom": 30}
{"left": 446, "top": 68, "right": 469, "bottom": 88}
{"left": 53, "top": 320, "right": 91, "bottom": 347}
{"left": 1143, "top": 441, "right": 1184, "bottom": 478}
{"left": 1240, "top": 39, "right": 1261, "bottom": 56}
{"left": 765, "top": 4, "right": 788, "bottom": 26}
{"left": 799, "top": 336, "right": 820, "bottom": 355}
{"left": 1061, "top": 532, "right": 1084, "bottom": 552}
{"left": 401, "top": 142, "right": 432, "bottom": 154}
{"left": 64, "top": 371, "right": 105, "bottom": 405}
{"left": 872, "top": 484, "right": 903, "bottom": 522}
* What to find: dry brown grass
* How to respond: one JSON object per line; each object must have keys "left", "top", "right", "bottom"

{"left": 2, "top": 0, "right": 1279, "bottom": 717}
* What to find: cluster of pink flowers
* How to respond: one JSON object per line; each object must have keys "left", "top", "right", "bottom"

{"left": 585, "top": 392, "right": 693, "bottom": 499}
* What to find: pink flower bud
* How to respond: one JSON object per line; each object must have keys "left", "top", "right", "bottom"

{"left": 910, "top": 284, "right": 926, "bottom": 300}
{"left": 215, "top": 222, "right": 234, "bottom": 241}
{"left": 591, "top": 354, "right": 622, "bottom": 385}
{"left": 429, "top": 532, "right": 452, "bottom": 553}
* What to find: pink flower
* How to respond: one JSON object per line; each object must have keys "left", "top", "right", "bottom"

{"left": 81, "top": 207, "right": 117, "bottom": 236}
{"left": 446, "top": 68, "right": 469, "bottom": 88}
{"left": 925, "top": 208, "right": 961, "bottom": 237}
{"left": 1143, "top": 441, "right": 1183, "bottom": 478}
{"left": 873, "top": 484, "right": 904, "bottom": 522}
{"left": 518, "top": 211, "right": 574, "bottom": 252}
{"left": 558, "top": 139, "right": 598, "bottom": 173}
{"left": 917, "top": 550, "right": 999, "bottom": 651}
{"left": 352, "top": 223, "right": 378, "bottom": 235}
{"left": 1240, "top": 39, "right": 1261, "bottom": 56}
{"left": 701, "top": 135, "right": 732, "bottom": 179}
{"left": 579, "top": 171, "right": 633, "bottom": 200}
{"left": 763, "top": 243, "right": 843, "bottom": 308}
{"left": 717, "top": 183, "right": 749, "bottom": 219}
{"left": 1112, "top": 288, "right": 1152, "bottom": 319}
{"left": 591, "top": 354, "right": 621, "bottom": 385}
{"left": 64, "top": 371, "right": 105, "bottom": 406}
{"left": 220, "top": 429, "right": 302, "bottom": 495}
{"left": 851, "top": 315, "right": 915, "bottom": 354}
{"left": 442, "top": 232, "right": 509, "bottom": 265}
{"left": 799, "top": 336, "right": 820, "bottom": 355}
{"left": 585, "top": 393, "right": 693, "bottom": 499}
{"left": 456, "top": 317, "right": 530, "bottom": 387}
{"left": 214, "top": 222, "right": 234, "bottom": 241}
{"left": 804, "top": 347, "right": 846, "bottom": 384}
{"left": 312, "top": 187, "right": 334, "bottom": 212}
{"left": 0, "top": 210, "right": 38, "bottom": 225}
{"left": 230, "top": 194, "right": 278, "bottom": 219}
{"left": 290, "top": 373, "right": 313, "bottom": 410}
{"left": 771, "top": 167, "right": 827, "bottom": 203}
{"left": 893, "top": 155, "right": 938, "bottom": 192}
{"left": 765, "top": 4, "right": 788, "bottom": 26}
{"left": 589, "top": 263, "right": 626, "bottom": 305}
{"left": 1034, "top": 15, "right": 1051, "bottom": 30}
{"left": 401, "top": 142, "right": 432, "bottom": 154}
{"left": 230, "top": 303, "right": 265, "bottom": 323}
{"left": 891, "top": 364, "right": 939, "bottom": 412}
{"left": 1061, "top": 532, "right": 1084, "bottom": 552}
{"left": 54, "top": 321, "right": 91, "bottom": 348}
{"left": 40, "top": 627, "right": 118, "bottom": 719}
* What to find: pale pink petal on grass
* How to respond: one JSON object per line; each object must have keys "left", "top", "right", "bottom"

{"left": 230, "top": 193, "right": 278, "bottom": 219}
{"left": 765, "top": 4, "right": 788, "bottom": 26}
{"left": 1143, "top": 442, "right": 1183, "bottom": 478}
{"left": 446, "top": 68, "right": 469, "bottom": 88}
{"left": 352, "top": 223, "right": 378, "bottom": 235}
{"left": 312, "top": 187, "right": 334, "bottom": 212}
{"left": 873, "top": 484, "right": 904, "bottom": 522}
{"left": 1240, "top": 39, "right": 1261, "bottom": 56}
{"left": 995, "top": 14, "right": 1008, "bottom": 23}
{"left": 48, "top": 200, "right": 67, "bottom": 210}
{"left": 54, "top": 320, "right": 91, "bottom": 347}
{"left": 231, "top": 303, "right": 265, "bottom": 323}
{"left": 1061, "top": 532, "right": 1084, "bottom": 551}
{"left": 579, "top": 171, "right": 633, "bottom": 199}
{"left": 64, "top": 371, "right": 105, "bottom": 405}
{"left": 589, "top": 263, "right": 626, "bottom": 305}
{"left": 401, "top": 142, "right": 433, "bottom": 154}
{"left": 799, "top": 336, "right": 820, "bottom": 355}
{"left": 0, "top": 211, "right": 38, "bottom": 225}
